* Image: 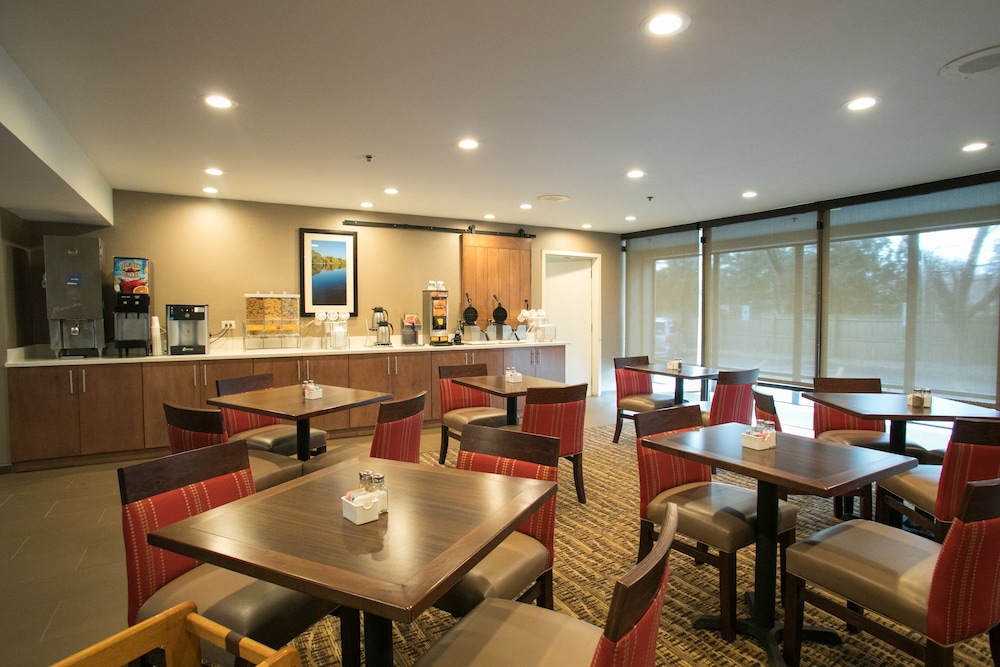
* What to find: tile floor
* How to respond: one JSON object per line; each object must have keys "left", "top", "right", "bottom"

{"left": 0, "top": 392, "right": 620, "bottom": 666}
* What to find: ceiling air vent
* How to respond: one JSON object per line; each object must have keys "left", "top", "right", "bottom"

{"left": 939, "top": 45, "right": 1000, "bottom": 79}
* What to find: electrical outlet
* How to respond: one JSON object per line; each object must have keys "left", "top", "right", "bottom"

{"left": 221, "top": 320, "right": 236, "bottom": 331}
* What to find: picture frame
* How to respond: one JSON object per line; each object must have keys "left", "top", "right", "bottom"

{"left": 300, "top": 229, "right": 358, "bottom": 317}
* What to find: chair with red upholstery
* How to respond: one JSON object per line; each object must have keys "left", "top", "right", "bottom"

{"left": 876, "top": 418, "right": 1000, "bottom": 541}
{"left": 702, "top": 368, "right": 759, "bottom": 427}
{"left": 612, "top": 356, "right": 675, "bottom": 443}
{"left": 437, "top": 363, "right": 507, "bottom": 464}
{"left": 215, "top": 373, "right": 327, "bottom": 457}
{"left": 520, "top": 383, "right": 589, "bottom": 503}
{"left": 752, "top": 388, "right": 783, "bottom": 432}
{"left": 416, "top": 503, "right": 679, "bottom": 667}
{"left": 162, "top": 402, "right": 302, "bottom": 491}
{"left": 635, "top": 404, "right": 798, "bottom": 642}
{"left": 434, "top": 424, "right": 560, "bottom": 616}
{"left": 783, "top": 478, "right": 1000, "bottom": 666}
{"left": 117, "top": 441, "right": 355, "bottom": 667}
{"left": 369, "top": 392, "right": 426, "bottom": 463}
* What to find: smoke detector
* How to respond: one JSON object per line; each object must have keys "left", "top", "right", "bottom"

{"left": 939, "top": 45, "right": 1000, "bottom": 79}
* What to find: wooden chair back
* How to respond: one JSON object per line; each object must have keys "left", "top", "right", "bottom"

{"left": 752, "top": 389, "right": 783, "bottom": 431}
{"left": 163, "top": 402, "right": 229, "bottom": 453}
{"left": 370, "top": 392, "right": 427, "bottom": 463}
{"left": 214, "top": 374, "right": 283, "bottom": 433}
{"left": 460, "top": 424, "right": 560, "bottom": 467}
{"left": 812, "top": 376, "right": 884, "bottom": 435}
{"left": 215, "top": 373, "right": 276, "bottom": 395}
{"left": 118, "top": 440, "right": 250, "bottom": 504}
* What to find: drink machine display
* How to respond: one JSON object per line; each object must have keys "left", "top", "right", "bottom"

{"left": 166, "top": 304, "right": 208, "bottom": 354}
{"left": 43, "top": 235, "right": 105, "bottom": 357}
{"left": 113, "top": 257, "right": 151, "bottom": 357}
{"left": 423, "top": 290, "right": 451, "bottom": 345}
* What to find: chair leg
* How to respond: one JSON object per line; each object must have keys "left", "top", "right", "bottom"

{"left": 336, "top": 607, "right": 362, "bottom": 667}
{"left": 638, "top": 519, "right": 658, "bottom": 562}
{"left": 613, "top": 410, "right": 625, "bottom": 443}
{"left": 718, "top": 550, "right": 737, "bottom": 642}
{"left": 859, "top": 483, "right": 873, "bottom": 520}
{"left": 989, "top": 623, "right": 999, "bottom": 666}
{"left": 924, "top": 640, "right": 955, "bottom": 667}
{"left": 567, "top": 453, "right": 586, "bottom": 503}
{"left": 439, "top": 425, "right": 450, "bottom": 464}
{"left": 779, "top": 527, "right": 795, "bottom": 603}
{"left": 782, "top": 574, "right": 805, "bottom": 666}
{"left": 537, "top": 570, "right": 554, "bottom": 609}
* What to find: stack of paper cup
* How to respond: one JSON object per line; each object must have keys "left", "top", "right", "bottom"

{"left": 150, "top": 316, "right": 163, "bottom": 355}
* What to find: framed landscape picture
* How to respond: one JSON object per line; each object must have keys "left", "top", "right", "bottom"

{"left": 300, "top": 229, "right": 358, "bottom": 317}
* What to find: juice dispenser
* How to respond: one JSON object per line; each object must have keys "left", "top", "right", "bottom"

{"left": 423, "top": 290, "right": 450, "bottom": 345}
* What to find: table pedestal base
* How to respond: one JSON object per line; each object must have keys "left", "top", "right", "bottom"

{"left": 690, "top": 614, "right": 840, "bottom": 666}
{"left": 364, "top": 612, "right": 394, "bottom": 667}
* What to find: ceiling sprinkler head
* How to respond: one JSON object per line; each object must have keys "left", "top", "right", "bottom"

{"left": 363, "top": 154, "right": 374, "bottom": 162}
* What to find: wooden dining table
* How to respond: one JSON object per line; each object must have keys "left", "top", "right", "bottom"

{"left": 802, "top": 391, "right": 1000, "bottom": 456}
{"left": 625, "top": 362, "right": 719, "bottom": 403}
{"left": 207, "top": 383, "right": 391, "bottom": 461}
{"left": 642, "top": 422, "right": 917, "bottom": 666}
{"left": 148, "top": 455, "right": 556, "bottom": 667}
{"left": 452, "top": 374, "right": 568, "bottom": 425}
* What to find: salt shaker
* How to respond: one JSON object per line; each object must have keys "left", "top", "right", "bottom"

{"left": 372, "top": 472, "right": 388, "bottom": 514}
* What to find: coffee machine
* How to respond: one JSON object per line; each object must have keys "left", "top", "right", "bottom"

{"left": 166, "top": 304, "right": 208, "bottom": 354}
{"left": 43, "top": 235, "right": 105, "bottom": 357}
{"left": 423, "top": 290, "right": 451, "bottom": 345}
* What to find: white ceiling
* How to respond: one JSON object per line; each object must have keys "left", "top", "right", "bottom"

{"left": 0, "top": 1, "right": 998, "bottom": 233}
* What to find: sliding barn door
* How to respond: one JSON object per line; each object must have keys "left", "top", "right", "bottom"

{"left": 460, "top": 235, "right": 531, "bottom": 330}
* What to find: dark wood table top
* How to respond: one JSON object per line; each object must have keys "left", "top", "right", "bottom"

{"left": 148, "top": 456, "right": 557, "bottom": 623}
{"left": 802, "top": 391, "right": 1000, "bottom": 423}
{"left": 625, "top": 363, "right": 719, "bottom": 380}
{"left": 207, "top": 383, "right": 391, "bottom": 421}
{"left": 642, "top": 422, "right": 917, "bottom": 496}
{"left": 452, "top": 374, "right": 567, "bottom": 398}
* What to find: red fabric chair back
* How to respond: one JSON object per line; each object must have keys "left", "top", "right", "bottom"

{"left": 614, "top": 356, "right": 654, "bottom": 406}
{"left": 633, "top": 405, "right": 707, "bottom": 519}
{"left": 220, "top": 405, "right": 283, "bottom": 435}
{"left": 439, "top": 378, "right": 493, "bottom": 413}
{"left": 520, "top": 384, "right": 587, "bottom": 457}
{"left": 707, "top": 369, "right": 758, "bottom": 426}
{"left": 456, "top": 449, "right": 558, "bottom": 566}
{"left": 926, "top": 479, "right": 1000, "bottom": 646}
{"left": 811, "top": 376, "right": 885, "bottom": 436}
{"left": 215, "top": 374, "right": 283, "bottom": 434}
{"left": 121, "top": 469, "right": 254, "bottom": 625}
{"left": 752, "top": 389, "right": 783, "bottom": 432}
{"left": 166, "top": 424, "right": 228, "bottom": 453}
{"left": 369, "top": 393, "right": 426, "bottom": 463}
{"left": 163, "top": 403, "right": 230, "bottom": 454}
{"left": 934, "top": 420, "right": 1000, "bottom": 522}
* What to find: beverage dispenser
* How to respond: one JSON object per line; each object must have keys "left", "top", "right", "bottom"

{"left": 423, "top": 290, "right": 451, "bottom": 345}
{"left": 43, "top": 235, "right": 105, "bottom": 357}
{"left": 166, "top": 304, "right": 208, "bottom": 354}
{"left": 113, "top": 257, "right": 151, "bottom": 357}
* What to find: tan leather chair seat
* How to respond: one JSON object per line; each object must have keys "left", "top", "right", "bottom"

{"left": 618, "top": 393, "right": 675, "bottom": 413}
{"left": 786, "top": 520, "right": 938, "bottom": 634}
{"left": 647, "top": 482, "right": 797, "bottom": 553}
{"left": 433, "top": 532, "right": 549, "bottom": 617}
{"left": 235, "top": 424, "right": 327, "bottom": 457}
{"left": 139, "top": 563, "right": 333, "bottom": 667}
{"left": 441, "top": 406, "right": 508, "bottom": 432}
{"left": 816, "top": 430, "right": 943, "bottom": 463}
{"left": 414, "top": 597, "right": 603, "bottom": 666}
{"left": 247, "top": 450, "right": 302, "bottom": 491}
{"left": 301, "top": 442, "right": 371, "bottom": 474}
{"left": 876, "top": 465, "right": 942, "bottom": 515}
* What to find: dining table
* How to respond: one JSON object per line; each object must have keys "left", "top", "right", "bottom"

{"left": 147, "top": 455, "right": 557, "bottom": 667}
{"left": 642, "top": 422, "right": 917, "bottom": 666}
{"left": 451, "top": 374, "right": 568, "bottom": 425}
{"left": 207, "top": 383, "right": 391, "bottom": 461}
{"left": 625, "top": 362, "right": 719, "bottom": 403}
{"left": 801, "top": 391, "right": 1000, "bottom": 456}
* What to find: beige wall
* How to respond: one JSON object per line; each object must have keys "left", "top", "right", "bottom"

{"left": 1, "top": 191, "right": 623, "bottom": 467}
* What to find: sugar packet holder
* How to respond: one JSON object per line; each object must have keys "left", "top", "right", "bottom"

{"left": 342, "top": 491, "right": 380, "bottom": 525}
{"left": 742, "top": 429, "right": 777, "bottom": 450}
{"left": 303, "top": 380, "right": 323, "bottom": 400}
{"left": 667, "top": 358, "right": 682, "bottom": 371}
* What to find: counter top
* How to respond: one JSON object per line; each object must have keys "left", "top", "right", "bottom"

{"left": 5, "top": 338, "right": 565, "bottom": 368}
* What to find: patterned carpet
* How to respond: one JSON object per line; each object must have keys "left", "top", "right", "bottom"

{"left": 290, "top": 424, "right": 994, "bottom": 666}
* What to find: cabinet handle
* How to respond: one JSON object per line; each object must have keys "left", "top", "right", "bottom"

{"left": 81, "top": 369, "right": 87, "bottom": 393}
{"left": 193, "top": 365, "right": 198, "bottom": 387}
{"left": 464, "top": 353, "right": 469, "bottom": 365}
{"left": 203, "top": 364, "right": 208, "bottom": 386}
{"left": 395, "top": 357, "right": 398, "bottom": 375}
{"left": 297, "top": 360, "right": 301, "bottom": 380}
{"left": 306, "top": 360, "right": 311, "bottom": 378}
{"left": 69, "top": 370, "right": 74, "bottom": 394}
{"left": 386, "top": 357, "right": 391, "bottom": 375}
{"left": 471, "top": 352, "right": 476, "bottom": 364}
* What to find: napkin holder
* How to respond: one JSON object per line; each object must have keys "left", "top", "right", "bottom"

{"left": 303, "top": 382, "right": 323, "bottom": 400}
{"left": 342, "top": 495, "right": 380, "bottom": 525}
{"left": 505, "top": 370, "right": 523, "bottom": 383}
{"left": 667, "top": 359, "right": 682, "bottom": 371}
{"left": 742, "top": 430, "right": 777, "bottom": 450}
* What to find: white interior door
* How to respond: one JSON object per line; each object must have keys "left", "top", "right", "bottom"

{"left": 542, "top": 252, "right": 600, "bottom": 393}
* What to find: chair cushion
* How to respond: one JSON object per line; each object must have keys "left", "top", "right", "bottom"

{"left": 233, "top": 424, "right": 327, "bottom": 457}
{"left": 648, "top": 481, "right": 797, "bottom": 553}
{"left": 301, "top": 442, "right": 371, "bottom": 474}
{"left": 441, "top": 407, "right": 508, "bottom": 432}
{"left": 816, "top": 430, "right": 934, "bottom": 461}
{"left": 247, "top": 450, "right": 303, "bottom": 491}
{"left": 415, "top": 597, "right": 602, "bottom": 666}
{"left": 877, "top": 465, "right": 942, "bottom": 515}
{"left": 139, "top": 563, "right": 334, "bottom": 667}
{"left": 434, "top": 531, "right": 550, "bottom": 617}
{"left": 619, "top": 393, "right": 675, "bottom": 413}
{"left": 787, "top": 519, "right": 939, "bottom": 634}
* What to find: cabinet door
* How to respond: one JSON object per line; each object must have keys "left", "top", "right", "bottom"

{"left": 79, "top": 364, "right": 145, "bottom": 454}
{"left": 201, "top": 360, "right": 255, "bottom": 401}
{"left": 391, "top": 352, "right": 431, "bottom": 419}
{"left": 253, "top": 357, "right": 304, "bottom": 387}
{"left": 532, "top": 345, "right": 566, "bottom": 382}
{"left": 309, "top": 356, "right": 351, "bottom": 431}
{"left": 141, "top": 362, "right": 203, "bottom": 447}
{"left": 503, "top": 347, "right": 535, "bottom": 376}
{"left": 468, "top": 348, "right": 504, "bottom": 375}
{"left": 348, "top": 354, "right": 392, "bottom": 427}
{"left": 8, "top": 366, "right": 80, "bottom": 462}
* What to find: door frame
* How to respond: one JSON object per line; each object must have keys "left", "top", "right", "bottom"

{"left": 541, "top": 250, "right": 602, "bottom": 395}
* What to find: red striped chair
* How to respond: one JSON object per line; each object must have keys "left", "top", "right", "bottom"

{"left": 369, "top": 392, "right": 426, "bottom": 463}
{"left": 434, "top": 425, "right": 560, "bottom": 616}
{"left": 752, "top": 388, "right": 783, "bottom": 432}
{"left": 612, "top": 356, "right": 675, "bottom": 443}
{"left": 703, "top": 368, "right": 758, "bottom": 427}
{"left": 416, "top": 504, "right": 678, "bottom": 667}
{"left": 438, "top": 364, "right": 507, "bottom": 464}
{"left": 783, "top": 478, "right": 1000, "bottom": 666}
{"left": 521, "top": 383, "right": 589, "bottom": 503}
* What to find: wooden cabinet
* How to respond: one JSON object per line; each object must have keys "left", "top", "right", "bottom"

{"left": 348, "top": 352, "right": 431, "bottom": 427}
{"left": 429, "top": 348, "right": 505, "bottom": 418}
{"left": 9, "top": 364, "right": 144, "bottom": 463}
{"left": 502, "top": 344, "right": 567, "bottom": 415}
{"left": 141, "top": 359, "right": 253, "bottom": 447}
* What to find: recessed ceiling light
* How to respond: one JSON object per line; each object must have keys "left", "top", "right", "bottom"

{"left": 537, "top": 194, "right": 570, "bottom": 202}
{"left": 384, "top": 187, "right": 399, "bottom": 195}
{"left": 581, "top": 224, "right": 593, "bottom": 229}
{"left": 204, "top": 167, "right": 223, "bottom": 176}
{"left": 625, "top": 216, "right": 637, "bottom": 221}
{"left": 519, "top": 203, "right": 532, "bottom": 210}
{"left": 743, "top": 191, "right": 758, "bottom": 198}
{"left": 360, "top": 202, "right": 374, "bottom": 208}
{"left": 641, "top": 11, "right": 691, "bottom": 36}
{"left": 844, "top": 96, "right": 878, "bottom": 111}
{"left": 203, "top": 94, "right": 234, "bottom": 109}
{"left": 457, "top": 138, "right": 479, "bottom": 150}
{"left": 962, "top": 142, "right": 990, "bottom": 152}
{"left": 484, "top": 214, "right": 496, "bottom": 220}
{"left": 626, "top": 169, "right": 645, "bottom": 179}
{"left": 202, "top": 187, "right": 218, "bottom": 194}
